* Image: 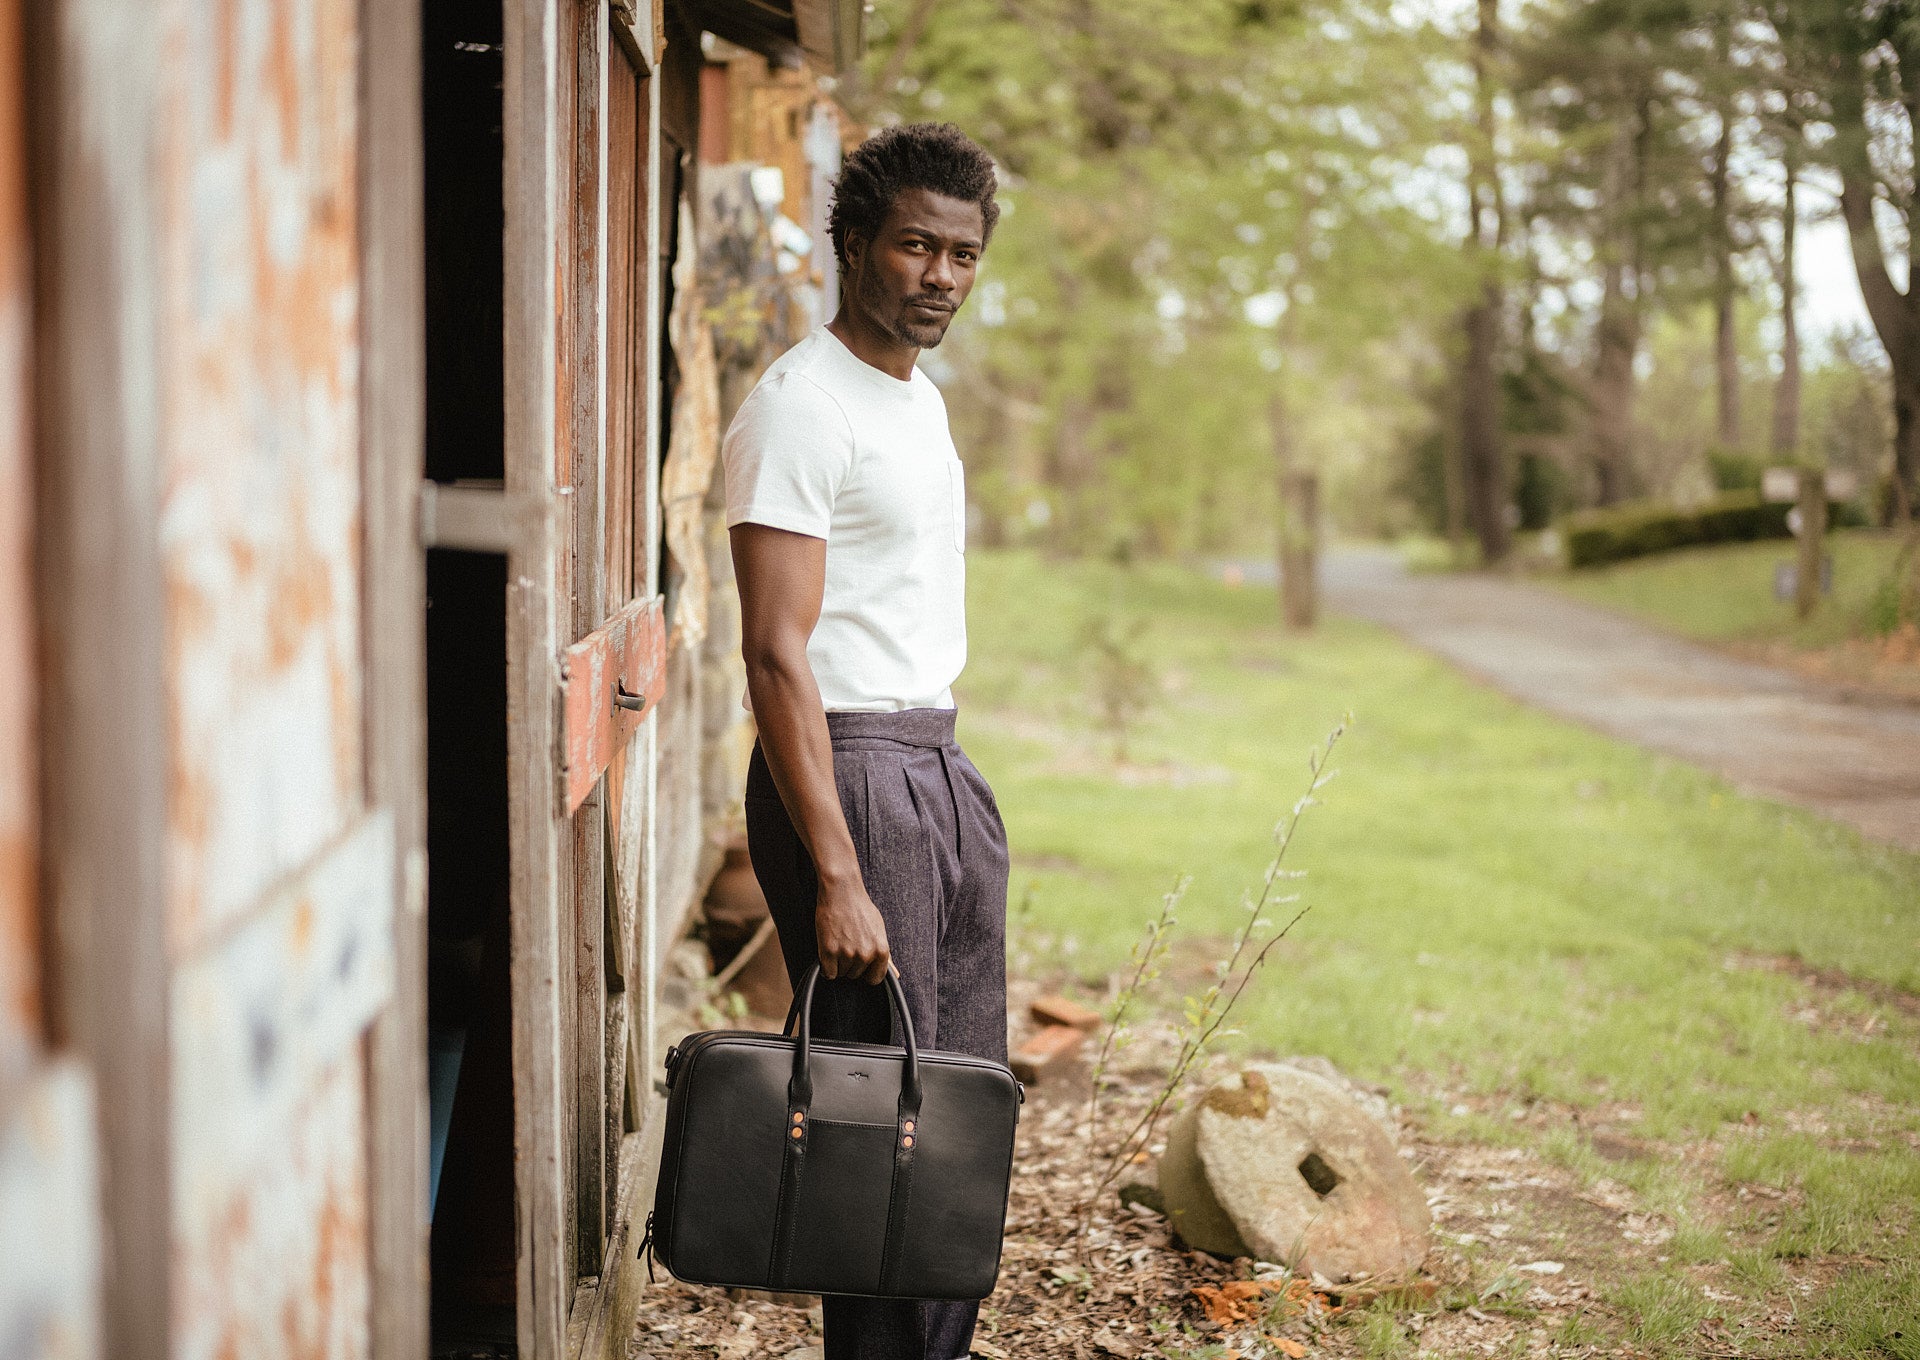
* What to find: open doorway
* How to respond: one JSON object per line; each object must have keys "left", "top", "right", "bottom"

{"left": 420, "top": 1, "right": 515, "bottom": 1353}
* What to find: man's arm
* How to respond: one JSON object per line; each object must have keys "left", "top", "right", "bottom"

{"left": 730, "top": 522, "right": 891, "bottom": 984}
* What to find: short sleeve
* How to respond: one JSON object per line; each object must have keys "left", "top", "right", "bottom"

{"left": 722, "top": 373, "right": 857, "bottom": 539}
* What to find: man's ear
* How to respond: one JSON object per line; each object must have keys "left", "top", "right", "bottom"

{"left": 843, "top": 231, "right": 866, "bottom": 273}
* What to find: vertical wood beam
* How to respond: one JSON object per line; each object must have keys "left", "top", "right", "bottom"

{"left": 571, "top": 0, "right": 617, "bottom": 1281}
{"left": 359, "top": 0, "right": 429, "bottom": 1353}
{"left": 503, "top": 0, "right": 569, "bottom": 1353}
{"left": 636, "top": 53, "right": 664, "bottom": 1137}
{"left": 28, "top": 5, "right": 169, "bottom": 1357}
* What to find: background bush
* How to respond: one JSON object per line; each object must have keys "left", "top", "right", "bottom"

{"left": 1562, "top": 492, "right": 1869, "bottom": 569}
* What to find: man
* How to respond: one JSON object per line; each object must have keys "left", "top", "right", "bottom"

{"left": 722, "top": 123, "right": 1007, "bottom": 1360}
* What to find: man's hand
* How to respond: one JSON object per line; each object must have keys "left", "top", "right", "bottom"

{"left": 814, "top": 877, "right": 891, "bottom": 984}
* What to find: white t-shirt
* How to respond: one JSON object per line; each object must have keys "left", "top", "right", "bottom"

{"left": 722, "top": 326, "right": 967, "bottom": 712}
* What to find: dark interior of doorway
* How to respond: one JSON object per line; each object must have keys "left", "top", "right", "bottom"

{"left": 422, "top": 0, "right": 515, "bottom": 1354}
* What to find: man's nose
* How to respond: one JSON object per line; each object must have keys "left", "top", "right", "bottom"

{"left": 923, "top": 251, "right": 956, "bottom": 292}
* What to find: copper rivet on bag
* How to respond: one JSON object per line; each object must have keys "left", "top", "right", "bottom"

{"left": 903, "top": 1120, "right": 915, "bottom": 1133}
{"left": 902, "top": 1135, "right": 914, "bottom": 1148}
{"left": 792, "top": 1112, "right": 803, "bottom": 1124}
{"left": 791, "top": 1127, "right": 803, "bottom": 1139}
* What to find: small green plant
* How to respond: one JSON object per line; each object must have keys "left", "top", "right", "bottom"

{"left": 1552, "top": 1311, "right": 1606, "bottom": 1348}
{"left": 1349, "top": 1304, "right": 1411, "bottom": 1359}
{"left": 1085, "top": 875, "right": 1187, "bottom": 1152}
{"left": 1080, "top": 720, "right": 1347, "bottom": 1213}
{"left": 1078, "top": 603, "right": 1158, "bottom": 761}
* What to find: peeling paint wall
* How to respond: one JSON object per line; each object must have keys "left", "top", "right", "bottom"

{"left": 152, "top": 2, "right": 377, "bottom": 1355}
{"left": 158, "top": 0, "right": 365, "bottom": 955}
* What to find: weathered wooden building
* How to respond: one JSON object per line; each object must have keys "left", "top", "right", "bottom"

{"left": 0, "top": 2, "right": 860, "bottom": 1357}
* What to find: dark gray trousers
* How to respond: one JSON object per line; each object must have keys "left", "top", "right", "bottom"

{"left": 744, "top": 708, "right": 1009, "bottom": 1360}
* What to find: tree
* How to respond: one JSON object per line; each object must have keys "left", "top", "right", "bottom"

{"left": 1461, "top": 0, "right": 1511, "bottom": 563}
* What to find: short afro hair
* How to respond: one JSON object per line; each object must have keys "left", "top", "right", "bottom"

{"left": 827, "top": 122, "right": 1000, "bottom": 272}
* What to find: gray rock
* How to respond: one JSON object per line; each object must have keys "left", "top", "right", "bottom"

{"left": 1155, "top": 1103, "right": 1252, "bottom": 1258}
{"left": 1192, "top": 1064, "right": 1429, "bottom": 1283}
{"left": 1273, "top": 1055, "right": 1396, "bottom": 1135}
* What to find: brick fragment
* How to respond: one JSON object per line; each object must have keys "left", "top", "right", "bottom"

{"left": 1029, "top": 994, "right": 1103, "bottom": 1031}
{"left": 1010, "top": 1023, "right": 1086, "bottom": 1084}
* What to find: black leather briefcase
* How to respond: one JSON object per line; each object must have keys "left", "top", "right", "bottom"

{"left": 645, "top": 966, "right": 1021, "bottom": 1299}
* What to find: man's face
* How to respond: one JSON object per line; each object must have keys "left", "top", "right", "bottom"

{"left": 846, "top": 187, "right": 986, "bottom": 350}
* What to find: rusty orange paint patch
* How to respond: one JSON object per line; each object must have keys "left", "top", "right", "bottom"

{"left": 562, "top": 596, "right": 668, "bottom": 812}
{"left": 158, "top": 0, "right": 366, "bottom": 950}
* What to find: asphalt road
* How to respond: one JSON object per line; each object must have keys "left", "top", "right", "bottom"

{"left": 1315, "top": 546, "right": 1920, "bottom": 853}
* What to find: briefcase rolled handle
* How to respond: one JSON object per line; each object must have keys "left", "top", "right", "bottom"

{"left": 785, "top": 964, "right": 922, "bottom": 1119}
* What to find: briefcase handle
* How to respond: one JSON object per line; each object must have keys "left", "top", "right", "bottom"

{"left": 784, "top": 965, "right": 922, "bottom": 1120}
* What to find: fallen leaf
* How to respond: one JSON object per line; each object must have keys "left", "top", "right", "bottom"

{"left": 1191, "top": 1279, "right": 1287, "bottom": 1325}
{"left": 1091, "top": 1327, "right": 1141, "bottom": 1358}
{"left": 1276, "top": 1339, "right": 1307, "bottom": 1358}
{"left": 971, "top": 1342, "right": 1009, "bottom": 1359}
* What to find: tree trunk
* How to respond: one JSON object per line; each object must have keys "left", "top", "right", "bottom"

{"left": 1280, "top": 473, "right": 1318, "bottom": 630}
{"left": 1894, "top": 383, "right": 1920, "bottom": 525}
{"left": 1590, "top": 261, "right": 1639, "bottom": 506}
{"left": 1771, "top": 160, "right": 1801, "bottom": 457}
{"left": 1461, "top": 288, "right": 1508, "bottom": 561}
{"left": 1711, "top": 91, "right": 1740, "bottom": 450}
{"left": 1460, "top": 0, "right": 1509, "bottom": 564}
{"left": 1833, "top": 51, "right": 1920, "bottom": 523}
{"left": 1269, "top": 391, "right": 1317, "bottom": 629}
{"left": 1796, "top": 466, "right": 1826, "bottom": 620}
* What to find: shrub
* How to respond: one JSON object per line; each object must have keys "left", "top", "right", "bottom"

{"left": 1706, "top": 446, "right": 1765, "bottom": 494}
{"left": 1561, "top": 492, "right": 1868, "bottom": 569}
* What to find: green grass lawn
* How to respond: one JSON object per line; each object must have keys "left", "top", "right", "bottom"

{"left": 957, "top": 549, "right": 1920, "bottom": 1358}
{"left": 1540, "top": 528, "right": 1911, "bottom": 649}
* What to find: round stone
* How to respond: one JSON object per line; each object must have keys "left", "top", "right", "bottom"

{"left": 1193, "top": 1063, "right": 1429, "bottom": 1283}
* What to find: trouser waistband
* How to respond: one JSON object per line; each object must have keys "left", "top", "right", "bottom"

{"left": 823, "top": 707, "right": 957, "bottom": 748}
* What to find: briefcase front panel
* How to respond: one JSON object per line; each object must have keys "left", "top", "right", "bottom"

{"left": 652, "top": 1027, "right": 1020, "bottom": 1300}
{"left": 660, "top": 1036, "right": 789, "bottom": 1285}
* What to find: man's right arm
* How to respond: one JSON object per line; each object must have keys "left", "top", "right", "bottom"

{"left": 730, "top": 522, "right": 891, "bottom": 984}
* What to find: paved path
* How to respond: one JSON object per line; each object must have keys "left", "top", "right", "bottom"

{"left": 1315, "top": 546, "right": 1920, "bottom": 853}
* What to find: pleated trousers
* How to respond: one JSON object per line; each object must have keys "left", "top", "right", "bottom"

{"left": 744, "top": 707, "right": 1010, "bottom": 1360}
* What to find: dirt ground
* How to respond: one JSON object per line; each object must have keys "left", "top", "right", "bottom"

{"left": 625, "top": 973, "right": 1888, "bottom": 1360}
{"left": 1320, "top": 548, "right": 1920, "bottom": 853}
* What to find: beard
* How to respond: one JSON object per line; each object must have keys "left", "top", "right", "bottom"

{"left": 858, "top": 267, "right": 953, "bottom": 349}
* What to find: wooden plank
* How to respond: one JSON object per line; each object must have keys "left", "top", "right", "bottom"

{"left": 602, "top": 988, "right": 628, "bottom": 1222}
{"left": 419, "top": 481, "right": 544, "bottom": 554}
{"left": 635, "top": 54, "right": 665, "bottom": 1146}
{"left": 573, "top": 1122, "right": 663, "bottom": 1360}
{"left": 0, "top": 1058, "right": 100, "bottom": 1360}
{"left": 30, "top": 4, "right": 172, "bottom": 1354}
{"left": 172, "top": 1052, "right": 373, "bottom": 1360}
{"left": 156, "top": 0, "right": 367, "bottom": 956}
{"left": 560, "top": 594, "right": 667, "bottom": 812}
{"left": 171, "top": 812, "right": 395, "bottom": 1207}
{"left": 566, "top": 3, "right": 610, "bottom": 1284}
{"left": 793, "top": 0, "right": 864, "bottom": 74}
{"left": 573, "top": 791, "right": 608, "bottom": 1278}
{"left": 357, "top": 0, "right": 429, "bottom": 1352}
{"left": 503, "top": 0, "right": 570, "bottom": 1351}
{"left": 0, "top": 0, "right": 36, "bottom": 1081}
